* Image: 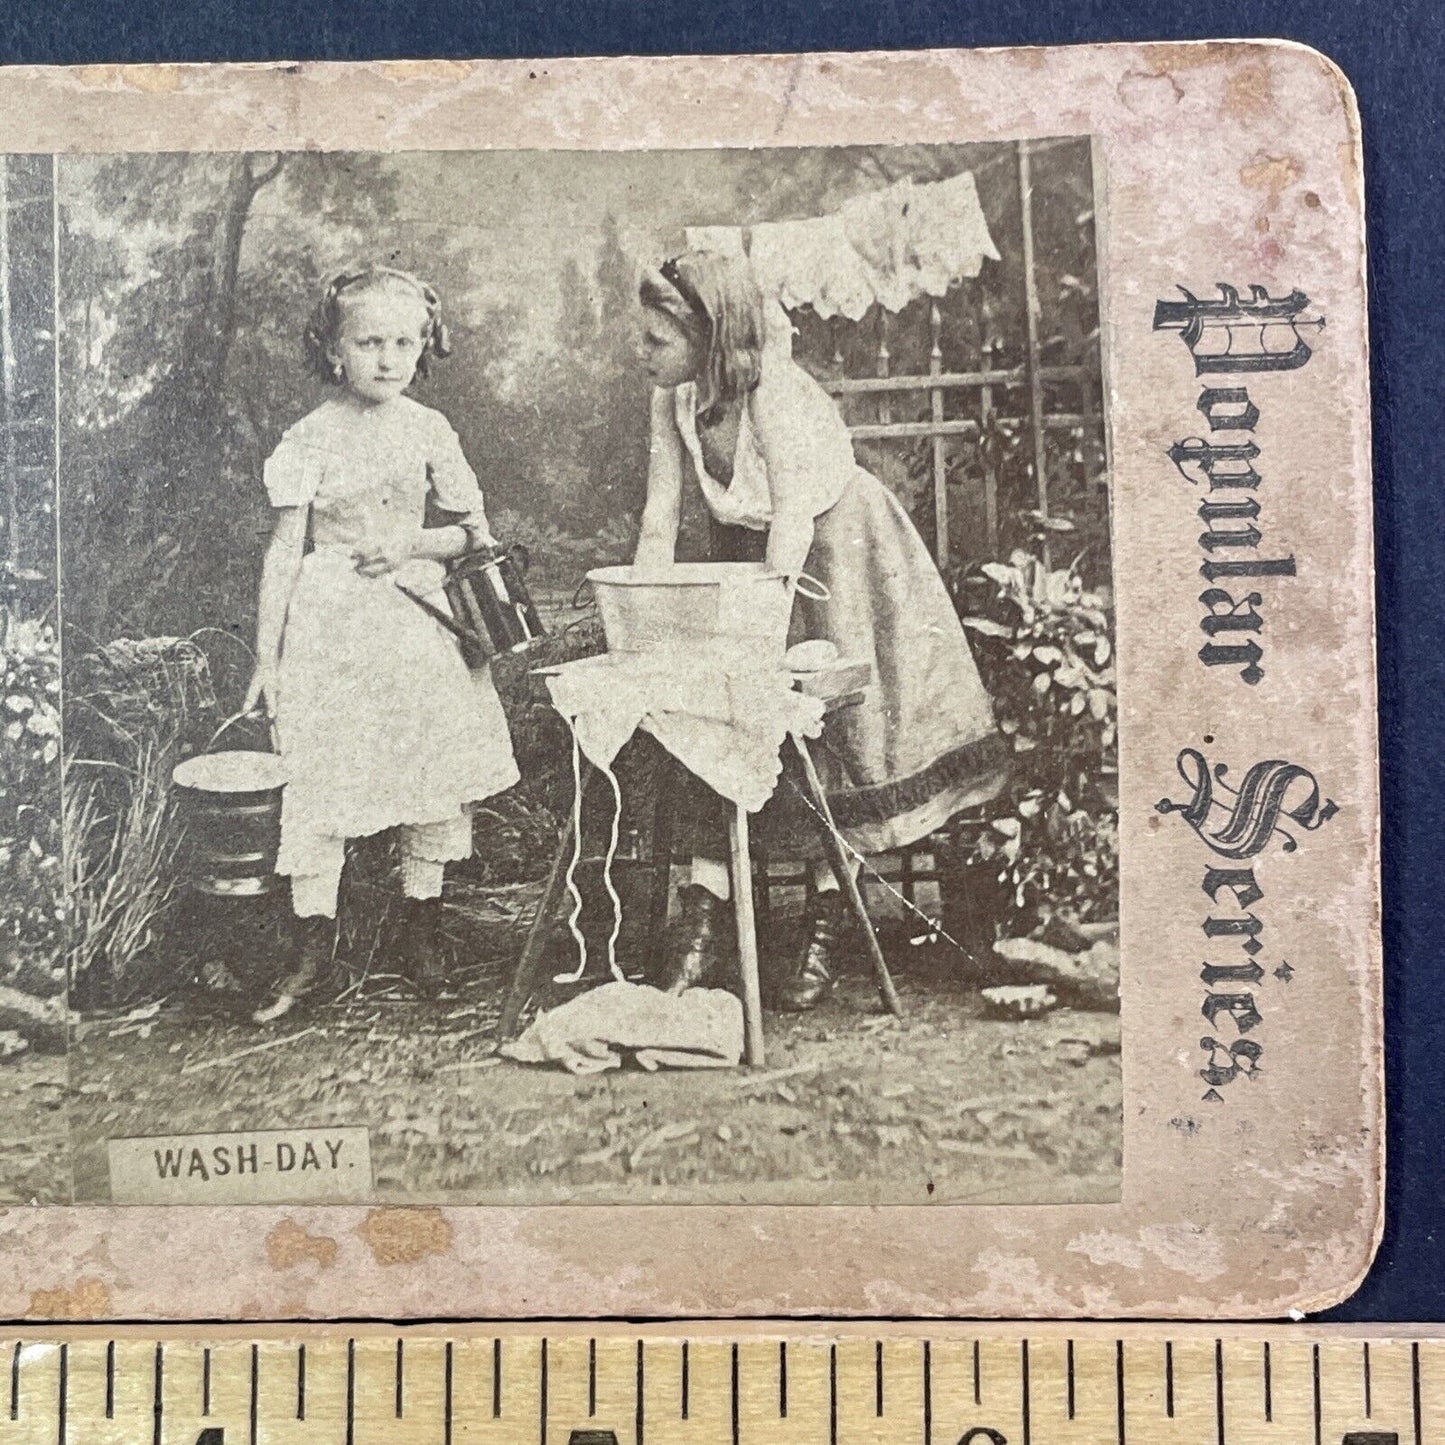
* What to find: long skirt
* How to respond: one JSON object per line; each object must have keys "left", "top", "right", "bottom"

{"left": 274, "top": 548, "right": 521, "bottom": 879}
{"left": 702, "top": 465, "right": 1007, "bottom": 856}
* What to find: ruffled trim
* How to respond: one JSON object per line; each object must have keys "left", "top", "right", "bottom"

{"left": 827, "top": 731, "right": 1010, "bottom": 832}
{"left": 276, "top": 760, "right": 520, "bottom": 876}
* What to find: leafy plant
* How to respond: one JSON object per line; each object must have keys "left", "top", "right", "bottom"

{"left": 62, "top": 633, "right": 224, "bottom": 1004}
{"left": 65, "top": 741, "right": 183, "bottom": 1002}
{"left": 959, "top": 549, "right": 1118, "bottom": 924}
{"left": 0, "top": 617, "right": 64, "bottom": 975}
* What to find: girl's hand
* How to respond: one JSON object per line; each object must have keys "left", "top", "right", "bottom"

{"left": 353, "top": 535, "right": 416, "bottom": 577}
{"left": 243, "top": 660, "right": 280, "bottom": 719}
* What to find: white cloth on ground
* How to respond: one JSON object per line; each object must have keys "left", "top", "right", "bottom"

{"left": 545, "top": 652, "right": 825, "bottom": 814}
{"left": 500, "top": 980, "right": 744, "bottom": 1074}
{"left": 401, "top": 856, "right": 445, "bottom": 900}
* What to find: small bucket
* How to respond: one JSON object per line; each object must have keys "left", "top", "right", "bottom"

{"left": 171, "top": 716, "right": 288, "bottom": 898}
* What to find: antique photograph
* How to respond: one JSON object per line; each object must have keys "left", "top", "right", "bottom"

{"left": 0, "top": 42, "right": 1382, "bottom": 1319}
{"left": 7, "top": 139, "right": 1117, "bottom": 1205}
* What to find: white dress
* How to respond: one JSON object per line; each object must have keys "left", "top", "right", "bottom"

{"left": 263, "top": 396, "right": 521, "bottom": 879}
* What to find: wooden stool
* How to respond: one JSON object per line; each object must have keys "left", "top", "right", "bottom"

{"left": 497, "top": 661, "right": 904, "bottom": 1065}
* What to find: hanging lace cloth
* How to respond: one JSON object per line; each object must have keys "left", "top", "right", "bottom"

{"left": 684, "top": 167, "right": 1000, "bottom": 321}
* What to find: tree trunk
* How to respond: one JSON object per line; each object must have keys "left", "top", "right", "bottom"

{"left": 183, "top": 154, "right": 285, "bottom": 395}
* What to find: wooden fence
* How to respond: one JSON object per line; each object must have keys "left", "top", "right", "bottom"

{"left": 773, "top": 137, "right": 1111, "bottom": 920}
{"left": 814, "top": 138, "right": 1109, "bottom": 576}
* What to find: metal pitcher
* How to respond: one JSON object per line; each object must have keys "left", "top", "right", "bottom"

{"left": 399, "top": 544, "right": 548, "bottom": 669}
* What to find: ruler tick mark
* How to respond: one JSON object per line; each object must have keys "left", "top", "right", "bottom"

{"left": 345, "top": 1339, "right": 355, "bottom": 1445}
{"left": 1216, "top": 1339, "right": 1226, "bottom": 1445}
{"left": 1066, "top": 1340, "right": 1075, "bottom": 1421}
{"left": 1263, "top": 1341, "right": 1272, "bottom": 1423}
{"left": 779, "top": 1341, "right": 788, "bottom": 1418}
{"left": 10, "top": 1340, "right": 19, "bottom": 1420}
{"left": 541, "top": 1338, "right": 549, "bottom": 1445}
{"left": 494, "top": 1338, "right": 503, "bottom": 1418}
{"left": 396, "top": 1338, "right": 405, "bottom": 1418}
{"left": 589, "top": 1339, "right": 597, "bottom": 1418}
{"left": 1021, "top": 1340, "right": 1031, "bottom": 1445}
{"left": 1363, "top": 1340, "right": 1372, "bottom": 1417}
{"left": 923, "top": 1342, "right": 932, "bottom": 1445}
{"left": 1116, "top": 1340, "right": 1125, "bottom": 1445}
{"left": 636, "top": 1340, "right": 645, "bottom": 1445}
{"left": 829, "top": 1344, "right": 838, "bottom": 1445}
{"left": 731, "top": 1343, "right": 740, "bottom": 1445}
{"left": 152, "top": 1343, "right": 163, "bottom": 1445}
{"left": 105, "top": 1340, "right": 114, "bottom": 1419}
{"left": 445, "top": 1342, "right": 454, "bottom": 1445}
{"left": 1414, "top": 1341, "right": 1423, "bottom": 1445}
{"left": 973, "top": 1340, "right": 982, "bottom": 1407}
{"left": 298, "top": 1343, "right": 306, "bottom": 1421}
{"left": 252, "top": 1344, "right": 260, "bottom": 1445}
{"left": 876, "top": 1340, "right": 884, "bottom": 1417}
{"left": 682, "top": 1340, "right": 689, "bottom": 1419}
{"left": 1165, "top": 1342, "right": 1174, "bottom": 1419}
{"left": 202, "top": 1347, "right": 211, "bottom": 1417}
{"left": 57, "top": 1343, "right": 67, "bottom": 1445}
{"left": 1313, "top": 1344, "right": 1322, "bottom": 1445}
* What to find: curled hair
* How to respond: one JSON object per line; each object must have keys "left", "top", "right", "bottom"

{"left": 302, "top": 265, "right": 452, "bottom": 385}
{"left": 640, "top": 250, "right": 764, "bottom": 421}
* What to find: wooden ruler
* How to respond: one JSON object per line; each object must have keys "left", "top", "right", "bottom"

{"left": 1, "top": 1325, "right": 1438, "bottom": 1445}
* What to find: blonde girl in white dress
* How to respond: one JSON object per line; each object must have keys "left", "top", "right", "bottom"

{"left": 244, "top": 266, "right": 520, "bottom": 1022}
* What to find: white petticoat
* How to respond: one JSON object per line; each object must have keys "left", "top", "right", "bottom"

{"left": 274, "top": 547, "right": 520, "bottom": 876}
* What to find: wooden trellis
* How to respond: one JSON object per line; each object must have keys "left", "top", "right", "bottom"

{"left": 771, "top": 138, "right": 1109, "bottom": 918}
{"left": 819, "top": 138, "right": 1107, "bottom": 575}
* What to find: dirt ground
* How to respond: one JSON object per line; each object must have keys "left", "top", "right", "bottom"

{"left": 54, "top": 926, "right": 1120, "bottom": 1207}
{"left": 0, "top": 1053, "right": 70, "bottom": 1205}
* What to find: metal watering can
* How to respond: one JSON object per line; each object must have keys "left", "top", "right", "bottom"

{"left": 398, "top": 544, "right": 548, "bottom": 669}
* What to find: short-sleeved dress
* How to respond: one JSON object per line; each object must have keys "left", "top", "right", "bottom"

{"left": 667, "top": 354, "right": 1008, "bottom": 855}
{"left": 263, "top": 396, "right": 521, "bottom": 880}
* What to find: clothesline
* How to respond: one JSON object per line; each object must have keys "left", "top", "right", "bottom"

{"left": 685, "top": 168, "right": 1000, "bottom": 323}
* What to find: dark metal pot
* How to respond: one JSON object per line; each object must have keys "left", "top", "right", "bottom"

{"left": 400, "top": 544, "right": 548, "bottom": 668}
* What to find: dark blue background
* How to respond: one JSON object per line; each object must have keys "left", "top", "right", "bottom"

{"left": 0, "top": 1, "right": 1435, "bottom": 1321}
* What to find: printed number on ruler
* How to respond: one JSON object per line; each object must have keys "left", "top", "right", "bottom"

{"left": 2, "top": 1335, "right": 1441, "bottom": 1444}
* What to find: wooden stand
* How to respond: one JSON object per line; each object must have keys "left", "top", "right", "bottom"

{"left": 498, "top": 661, "right": 904, "bottom": 1065}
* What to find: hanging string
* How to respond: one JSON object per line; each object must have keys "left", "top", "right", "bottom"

{"left": 553, "top": 727, "right": 590, "bottom": 984}
{"left": 783, "top": 773, "right": 976, "bottom": 957}
{"left": 552, "top": 720, "right": 627, "bottom": 987}
{"left": 598, "top": 761, "right": 626, "bottom": 979}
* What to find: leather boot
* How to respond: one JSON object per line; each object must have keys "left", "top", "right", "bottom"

{"left": 403, "top": 897, "right": 447, "bottom": 999}
{"left": 777, "top": 890, "right": 849, "bottom": 1012}
{"left": 253, "top": 915, "right": 336, "bottom": 1024}
{"left": 656, "top": 883, "right": 731, "bottom": 995}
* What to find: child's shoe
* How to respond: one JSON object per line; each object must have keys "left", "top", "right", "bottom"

{"left": 253, "top": 915, "right": 337, "bottom": 1024}
{"left": 403, "top": 897, "right": 448, "bottom": 999}
{"left": 776, "top": 890, "right": 848, "bottom": 1012}
{"left": 655, "top": 883, "right": 733, "bottom": 994}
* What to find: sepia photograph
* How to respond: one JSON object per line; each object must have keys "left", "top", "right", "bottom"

{"left": 0, "top": 38, "right": 1386, "bottom": 1319}
{"left": 7, "top": 138, "right": 1117, "bottom": 1205}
